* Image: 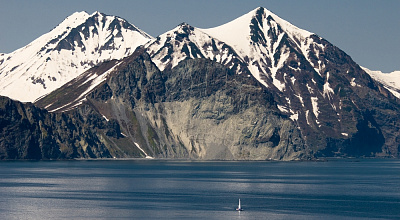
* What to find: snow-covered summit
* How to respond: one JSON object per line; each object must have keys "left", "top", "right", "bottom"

{"left": 0, "top": 11, "right": 153, "bottom": 102}
{"left": 201, "top": 7, "right": 324, "bottom": 91}
{"left": 146, "top": 22, "right": 246, "bottom": 74}
{"left": 201, "top": 7, "right": 312, "bottom": 57}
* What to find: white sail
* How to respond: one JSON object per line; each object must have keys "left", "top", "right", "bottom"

{"left": 236, "top": 199, "right": 243, "bottom": 211}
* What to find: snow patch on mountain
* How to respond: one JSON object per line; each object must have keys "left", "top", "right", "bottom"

{"left": 323, "top": 72, "right": 334, "bottom": 100}
{"left": 44, "top": 58, "right": 123, "bottom": 113}
{"left": 0, "top": 11, "right": 152, "bottom": 102}
{"left": 134, "top": 142, "right": 153, "bottom": 159}
{"left": 70, "top": 62, "right": 121, "bottom": 107}
{"left": 362, "top": 67, "right": 400, "bottom": 99}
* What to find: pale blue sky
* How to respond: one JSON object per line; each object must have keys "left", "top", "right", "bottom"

{"left": 0, "top": 0, "right": 398, "bottom": 72}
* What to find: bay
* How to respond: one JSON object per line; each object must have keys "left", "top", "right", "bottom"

{"left": 0, "top": 159, "right": 399, "bottom": 219}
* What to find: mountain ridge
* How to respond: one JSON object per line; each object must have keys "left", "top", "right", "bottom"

{"left": 1, "top": 7, "right": 400, "bottom": 160}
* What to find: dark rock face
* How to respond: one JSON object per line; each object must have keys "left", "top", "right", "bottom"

{"left": 0, "top": 96, "right": 113, "bottom": 159}
{"left": 276, "top": 35, "right": 400, "bottom": 158}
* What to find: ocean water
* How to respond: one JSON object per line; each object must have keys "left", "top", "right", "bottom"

{"left": 0, "top": 159, "right": 399, "bottom": 219}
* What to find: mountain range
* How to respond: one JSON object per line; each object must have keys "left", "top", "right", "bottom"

{"left": 1, "top": 7, "right": 399, "bottom": 160}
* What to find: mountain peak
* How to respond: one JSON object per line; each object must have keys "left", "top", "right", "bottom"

{"left": 174, "top": 22, "right": 194, "bottom": 33}
{"left": 66, "top": 11, "right": 90, "bottom": 19}
{"left": 201, "top": 7, "right": 312, "bottom": 53}
{"left": 146, "top": 21, "right": 246, "bottom": 73}
{"left": 178, "top": 22, "right": 190, "bottom": 27}
{"left": 200, "top": 7, "right": 315, "bottom": 90}
{"left": 90, "top": 11, "right": 103, "bottom": 16}
{"left": 0, "top": 11, "right": 152, "bottom": 102}
{"left": 249, "top": 7, "right": 313, "bottom": 47}
{"left": 51, "top": 11, "right": 90, "bottom": 34}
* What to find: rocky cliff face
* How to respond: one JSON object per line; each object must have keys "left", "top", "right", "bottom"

{"left": 32, "top": 47, "right": 400, "bottom": 160}
{"left": 29, "top": 50, "right": 307, "bottom": 160}
{"left": 0, "top": 95, "right": 115, "bottom": 159}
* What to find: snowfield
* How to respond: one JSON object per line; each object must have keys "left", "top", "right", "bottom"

{"left": 362, "top": 67, "right": 400, "bottom": 99}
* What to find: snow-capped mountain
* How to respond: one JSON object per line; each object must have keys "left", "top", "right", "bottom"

{"left": 362, "top": 67, "right": 400, "bottom": 98}
{"left": 0, "top": 11, "right": 152, "bottom": 102}
{"left": 200, "top": 7, "right": 338, "bottom": 103}
{"left": 145, "top": 23, "right": 247, "bottom": 74}
{"left": 201, "top": 7, "right": 315, "bottom": 89}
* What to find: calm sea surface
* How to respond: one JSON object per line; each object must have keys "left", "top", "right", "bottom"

{"left": 0, "top": 159, "right": 399, "bottom": 220}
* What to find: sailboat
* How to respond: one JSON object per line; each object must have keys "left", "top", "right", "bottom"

{"left": 236, "top": 199, "right": 243, "bottom": 211}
